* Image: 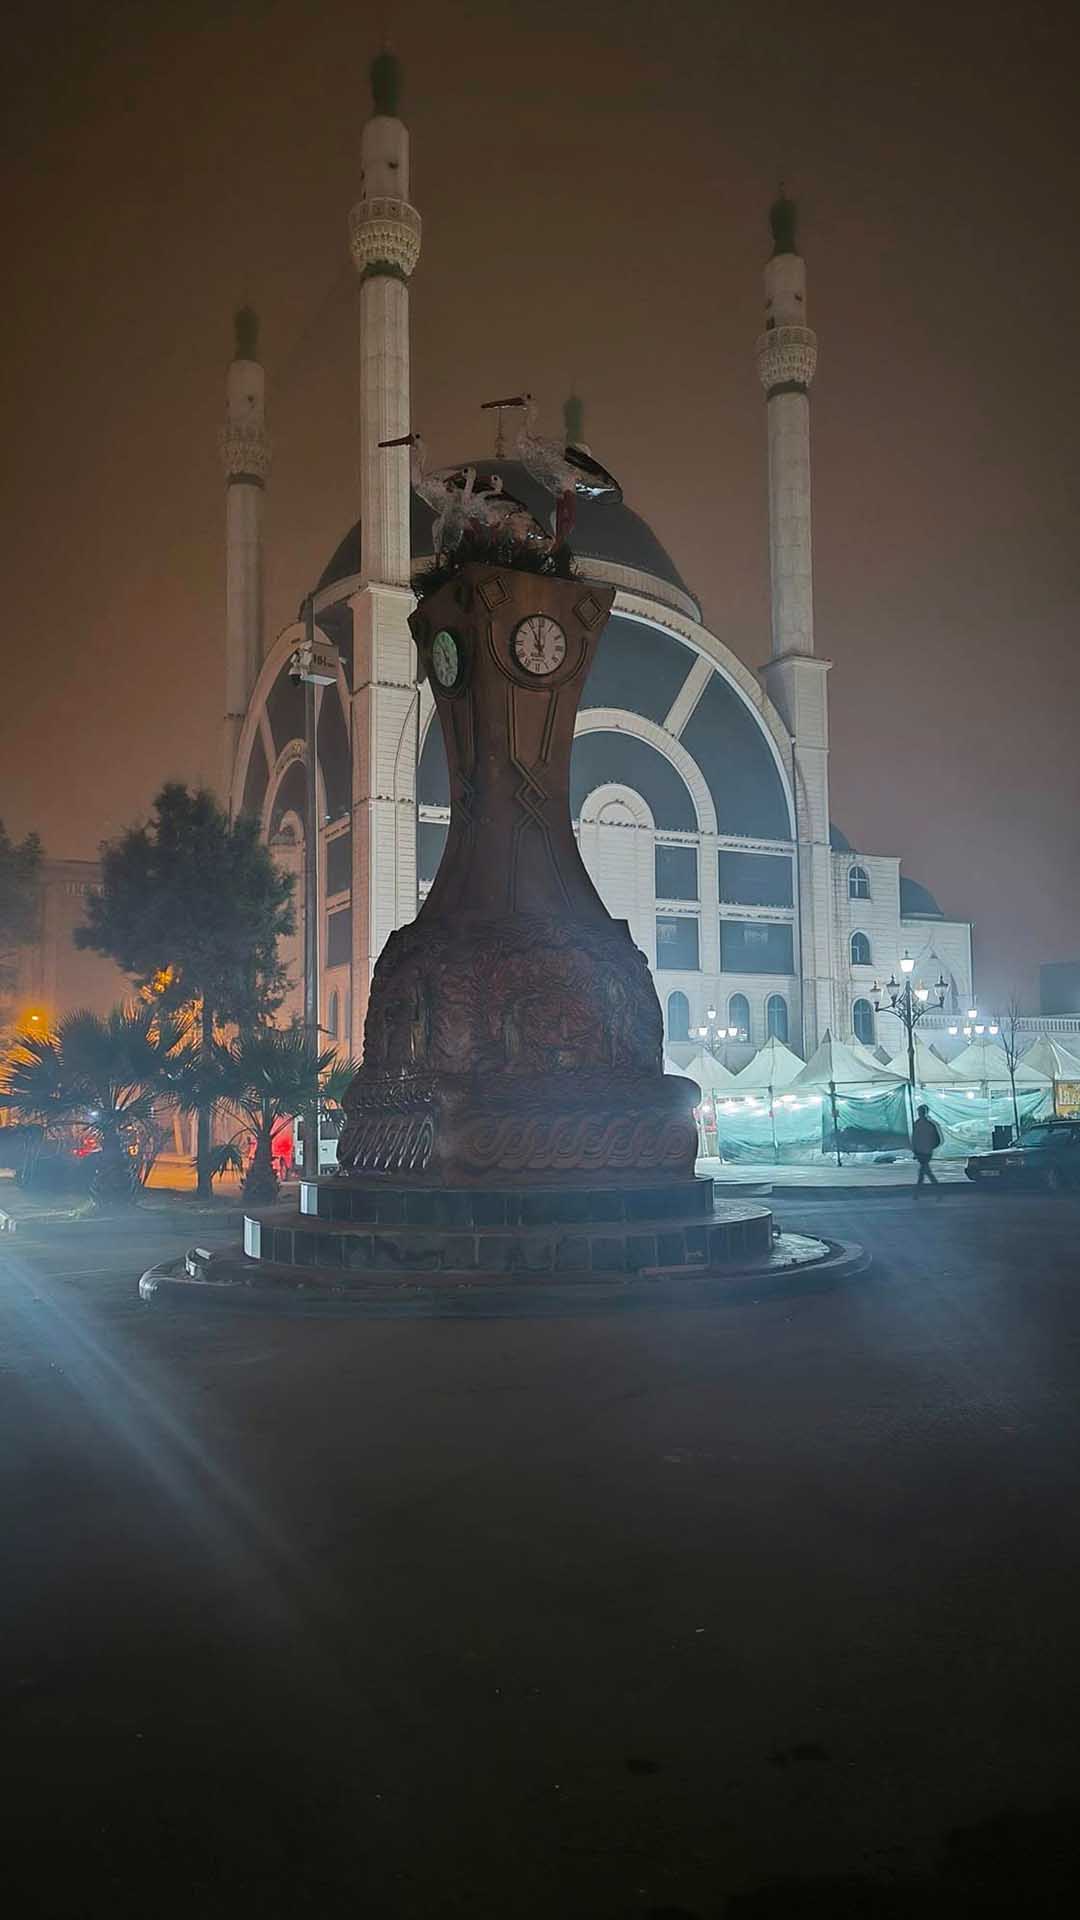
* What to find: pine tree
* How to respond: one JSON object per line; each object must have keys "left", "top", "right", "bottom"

{"left": 76, "top": 785, "right": 295, "bottom": 1195}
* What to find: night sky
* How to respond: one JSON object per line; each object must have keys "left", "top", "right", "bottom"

{"left": 2, "top": 0, "right": 1077, "bottom": 1004}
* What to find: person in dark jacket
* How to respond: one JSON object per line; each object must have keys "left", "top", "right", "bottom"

{"left": 911, "top": 1104, "right": 943, "bottom": 1191}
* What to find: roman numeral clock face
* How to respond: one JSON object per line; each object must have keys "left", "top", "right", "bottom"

{"left": 512, "top": 614, "right": 567, "bottom": 677}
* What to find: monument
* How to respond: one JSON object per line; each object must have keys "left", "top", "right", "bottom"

{"left": 226, "top": 495, "right": 775, "bottom": 1287}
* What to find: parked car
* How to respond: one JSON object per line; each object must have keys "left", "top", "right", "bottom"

{"left": 966, "top": 1120, "right": 1080, "bottom": 1192}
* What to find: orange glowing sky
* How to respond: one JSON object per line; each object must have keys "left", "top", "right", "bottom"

{"left": 2, "top": 0, "right": 1078, "bottom": 1003}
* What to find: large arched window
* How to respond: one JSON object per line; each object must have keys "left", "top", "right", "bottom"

{"left": 766, "top": 994, "right": 788, "bottom": 1043}
{"left": 850, "top": 931, "right": 871, "bottom": 967}
{"left": 852, "top": 998, "right": 875, "bottom": 1046}
{"left": 666, "top": 990, "right": 690, "bottom": 1043}
{"left": 728, "top": 993, "right": 751, "bottom": 1042}
{"left": 848, "top": 864, "right": 870, "bottom": 900}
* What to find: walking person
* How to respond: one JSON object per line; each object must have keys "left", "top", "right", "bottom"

{"left": 911, "top": 1103, "right": 943, "bottom": 1193}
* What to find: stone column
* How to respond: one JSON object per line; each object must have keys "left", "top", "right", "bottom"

{"left": 219, "top": 308, "right": 270, "bottom": 805}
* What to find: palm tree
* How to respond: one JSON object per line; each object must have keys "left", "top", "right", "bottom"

{"left": 1, "top": 1005, "right": 181, "bottom": 1204}
{"left": 213, "top": 1025, "right": 350, "bottom": 1205}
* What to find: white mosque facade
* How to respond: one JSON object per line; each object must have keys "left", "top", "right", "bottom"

{"left": 223, "top": 59, "right": 974, "bottom": 1069}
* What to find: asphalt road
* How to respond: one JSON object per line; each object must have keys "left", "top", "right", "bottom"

{"left": 3, "top": 1192, "right": 1080, "bottom": 1918}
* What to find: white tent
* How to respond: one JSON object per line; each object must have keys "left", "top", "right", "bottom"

{"left": 732, "top": 1035, "right": 804, "bottom": 1091}
{"left": 849, "top": 1038, "right": 893, "bottom": 1073}
{"left": 1021, "top": 1035, "right": 1080, "bottom": 1081}
{"left": 792, "top": 1029, "right": 906, "bottom": 1089}
{"left": 663, "top": 1054, "right": 698, "bottom": 1081}
{"left": 948, "top": 1038, "right": 1049, "bottom": 1086}
{"left": 684, "top": 1050, "right": 739, "bottom": 1092}
{"left": 885, "top": 1035, "right": 962, "bottom": 1085}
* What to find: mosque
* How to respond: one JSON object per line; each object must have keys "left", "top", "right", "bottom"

{"left": 222, "top": 55, "right": 974, "bottom": 1070}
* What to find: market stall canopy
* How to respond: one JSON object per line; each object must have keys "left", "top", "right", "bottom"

{"left": 732, "top": 1036, "right": 804, "bottom": 1091}
{"left": 849, "top": 1038, "right": 894, "bottom": 1072}
{"left": 1020, "top": 1035, "right": 1080, "bottom": 1080}
{"left": 885, "top": 1036, "right": 962, "bottom": 1084}
{"left": 684, "top": 1050, "right": 739, "bottom": 1091}
{"left": 663, "top": 1054, "right": 698, "bottom": 1081}
{"left": 948, "top": 1039, "right": 1050, "bottom": 1085}
{"left": 792, "top": 1029, "right": 907, "bottom": 1089}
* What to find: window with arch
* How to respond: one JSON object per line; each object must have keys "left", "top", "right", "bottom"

{"left": 848, "top": 864, "right": 870, "bottom": 900}
{"left": 327, "top": 991, "right": 339, "bottom": 1039}
{"left": 766, "top": 994, "right": 788, "bottom": 1043}
{"left": 852, "top": 998, "right": 875, "bottom": 1046}
{"left": 666, "top": 990, "right": 690, "bottom": 1044}
{"left": 850, "top": 931, "right": 871, "bottom": 967}
{"left": 728, "top": 993, "right": 751, "bottom": 1041}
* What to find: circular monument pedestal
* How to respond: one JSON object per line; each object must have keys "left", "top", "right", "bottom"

{"left": 239, "top": 1176, "right": 774, "bottom": 1281}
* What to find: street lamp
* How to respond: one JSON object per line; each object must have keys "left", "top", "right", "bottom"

{"left": 872, "top": 952, "right": 948, "bottom": 1099}
{"left": 696, "top": 1010, "right": 744, "bottom": 1066}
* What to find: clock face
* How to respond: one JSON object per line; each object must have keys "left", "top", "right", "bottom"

{"left": 512, "top": 614, "right": 567, "bottom": 677}
{"left": 431, "top": 629, "right": 460, "bottom": 689}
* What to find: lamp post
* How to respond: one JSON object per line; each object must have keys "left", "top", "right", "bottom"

{"left": 697, "top": 1007, "right": 744, "bottom": 1069}
{"left": 872, "top": 951, "right": 948, "bottom": 1104}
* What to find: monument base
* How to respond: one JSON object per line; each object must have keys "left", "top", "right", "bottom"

{"left": 235, "top": 1176, "right": 773, "bottom": 1281}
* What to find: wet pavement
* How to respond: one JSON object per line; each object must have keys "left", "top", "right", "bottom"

{"left": 3, "top": 1192, "right": 1080, "bottom": 1916}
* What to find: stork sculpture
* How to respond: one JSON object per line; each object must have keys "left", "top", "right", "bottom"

{"left": 480, "top": 394, "right": 622, "bottom": 543}
{"left": 378, "top": 432, "right": 478, "bottom": 559}
{"left": 380, "top": 431, "right": 553, "bottom": 565}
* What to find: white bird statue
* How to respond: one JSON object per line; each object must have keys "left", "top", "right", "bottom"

{"left": 378, "top": 431, "right": 477, "bottom": 559}
{"left": 480, "top": 393, "right": 622, "bottom": 543}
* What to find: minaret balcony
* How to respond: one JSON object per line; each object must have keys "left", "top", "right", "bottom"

{"left": 756, "top": 323, "right": 818, "bottom": 393}
{"left": 349, "top": 196, "right": 422, "bottom": 281}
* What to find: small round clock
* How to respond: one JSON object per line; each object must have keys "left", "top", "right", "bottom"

{"left": 431, "top": 629, "right": 461, "bottom": 690}
{"left": 512, "top": 614, "right": 567, "bottom": 677}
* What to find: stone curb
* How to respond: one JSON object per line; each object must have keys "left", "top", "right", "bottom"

{"left": 716, "top": 1180, "right": 971, "bottom": 1201}
{"left": 138, "top": 1234, "right": 870, "bottom": 1318}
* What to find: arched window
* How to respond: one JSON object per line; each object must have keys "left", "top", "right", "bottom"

{"left": 766, "top": 994, "right": 788, "bottom": 1043}
{"left": 848, "top": 864, "right": 870, "bottom": 900}
{"left": 327, "top": 991, "right": 339, "bottom": 1039}
{"left": 850, "top": 931, "right": 871, "bottom": 967}
{"left": 852, "top": 998, "right": 875, "bottom": 1046}
{"left": 728, "top": 993, "right": 751, "bottom": 1041}
{"left": 666, "top": 990, "right": 690, "bottom": 1043}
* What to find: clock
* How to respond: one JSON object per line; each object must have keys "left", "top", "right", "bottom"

{"left": 512, "top": 614, "right": 567, "bottom": 677}
{"left": 431, "top": 629, "right": 461, "bottom": 690}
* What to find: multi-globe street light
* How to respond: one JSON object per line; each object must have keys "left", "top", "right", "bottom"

{"left": 871, "top": 950, "right": 948, "bottom": 1099}
{"left": 696, "top": 1006, "right": 745, "bottom": 1068}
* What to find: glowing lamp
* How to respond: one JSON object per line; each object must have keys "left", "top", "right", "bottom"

{"left": 967, "top": 1008, "right": 978, "bottom": 1021}
{"left": 948, "top": 1025, "right": 958, "bottom": 1035}
{"left": 915, "top": 986, "right": 929, "bottom": 1003}
{"left": 706, "top": 1007, "right": 717, "bottom": 1022}
{"left": 899, "top": 951, "right": 915, "bottom": 975}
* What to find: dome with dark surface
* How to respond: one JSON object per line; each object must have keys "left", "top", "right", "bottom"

{"left": 900, "top": 875, "right": 944, "bottom": 919}
{"left": 316, "top": 458, "right": 699, "bottom": 615}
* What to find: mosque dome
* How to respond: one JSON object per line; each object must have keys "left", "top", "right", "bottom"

{"left": 316, "top": 457, "right": 700, "bottom": 618}
{"left": 899, "top": 875, "right": 944, "bottom": 919}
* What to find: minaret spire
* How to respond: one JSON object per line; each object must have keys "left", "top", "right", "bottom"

{"left": 755, "top": 198, "right": 835, "bottom": 1055}
{"left": 756, "top": 192, "right": 817, "bottom": 657}
{"left": 349, "top": 52, "right": 422, "bottom": 586}
{"left": 220, "top": 303, "right": 270, "bottom": 804}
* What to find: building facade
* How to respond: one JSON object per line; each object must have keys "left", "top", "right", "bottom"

{"left": 226, "top": 58, "right": 975, "bottom": 1068}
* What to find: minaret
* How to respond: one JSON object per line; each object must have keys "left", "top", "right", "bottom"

{"left": 346, "top": 54, "right": 423, "bottom": 1052}
{"left": 756, "top": 196, "right": 836, "bottom": 1052}
{"left": 349, "top": 50, "right": 421, "bottom": 586}
{"left": 220, "top": 306, "right": 270, "bottom": 802}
